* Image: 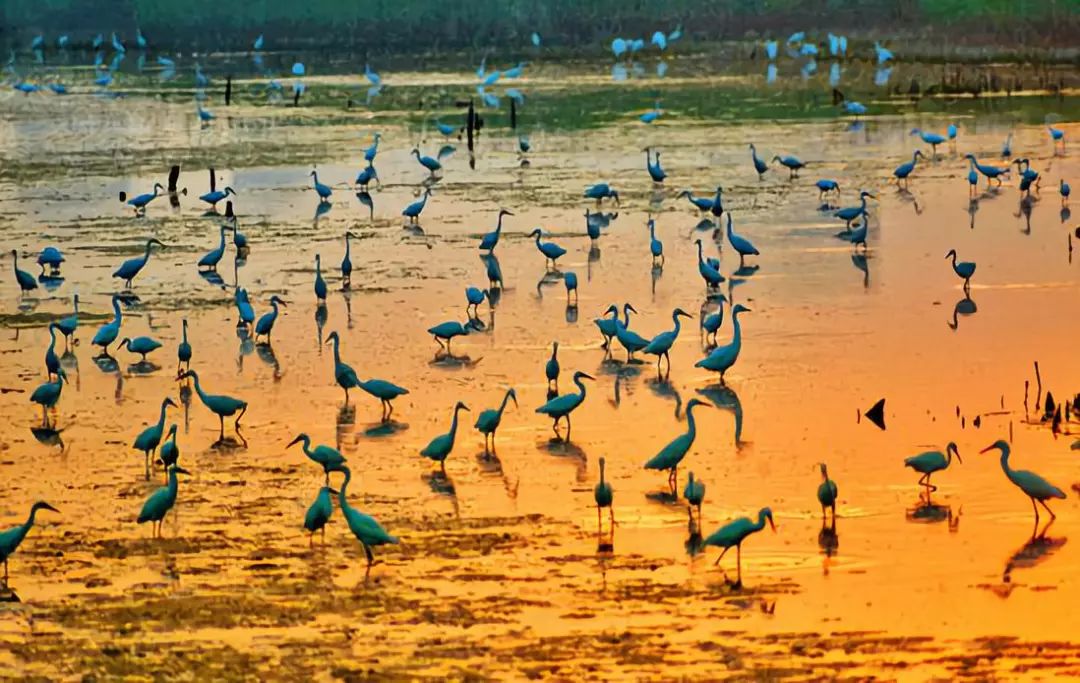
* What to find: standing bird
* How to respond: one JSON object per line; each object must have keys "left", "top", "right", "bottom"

{"left": 816, "top": 463, "right": 838, "bottom": 520}
{"left": 910, "top": 128, "right": 946, "bottom": 157}
{"left": 30, "top": 370, "right": 67, "bottom": 422}
{"left": 684, "top": 472, "right": 705, "bottom": 519}
{"left": 478, "top": 209, "right": 514, "bottom": 251}
{"left": 137, "top": 465, "right": 191, "bottom": 537}
{"left": 56, "top": 294, "right": 80, "bottom": 346}
{"left": 646, "top": 149, "right": 666, "bottom": 183}
{"left": 678, "top": 190, "right": 715, "bottom": 214}
{"left": 980, "top": 440, "right": 1066, "bottom": 522}
{"left": 945, "top": 249, "right": 976, "bottom": 291}
{"left": 113, "top": 238, "right": 165, "bottom": 288}
{"left": 44, "top": 324, "right": 61, "bottom": 380}
{"left": 0, "top": 501, "right": 60, "bottom": 587}
{"left": 749, "top": 144, "right": 768, "bottom": 179}
{"left": 834, "top": 191, "right": 875, "bottom": 229}
{"left": 475, "top": 388, "right": 517, "bottom": 455}
{"left": 428, "top": 320, "right": 471, "bottom": 354}
{"left": 892, "top": 150, "right": 925, "bottom": 187}
{"left": 772, "top": 154, "right": 806, "bottom": 178}
{"left": 355, "top": 162, "right": 378, "bottom": 191}
{"left": 642, "top": 308, "right": 692, "bottom": 372}
{"left": 133, "top": 397, "right": 177, "bottom": 479}
{"left": 545, "top": 342, "right": 560, "bottom": 391}
{"left": 10, "top": 250, "right": 37, "bottom": 295}
{"left": 849, "top": 215, "right": 870, "bottom": 250}
{"left": 965, "top": 154, "right": 1009, "bottom": 187}
{"left": 536, "top": 371, "right": 594, "bottom": 441}
{"left": 701, "top": 294, "right": 728, "bottom": 345}
{"left": 177, "top": 319, "right": 192, "bottom": 374}
{"left": 411, "top": 148, "right": 442, "bottom": 176}
{"left": 647, "top": 219, "right": 664, "bottom": 266}
{"left": 36, "top": 247, "right": 64, "bottom": 276}
{"left": 235, "top": 288, "right": 255, "bottom": 329}
{"left": 420, "top": 402, "right": 469, "bottom": 471}
{"left": 92, "top": 295, "right": 124, "bottom": 355}
{"left": 337, "top": 467, "right": 398, "bottom": 568}
{"left": 198, "top": 186, "right": 236, "bottom": 209}
{"left": 1001, "top": 133, "right": 1013, "bottom": 159}
{"left": 695, "top": 304, "right": 751, "bottom": 383}
{"left": 815, "top": 179, "right": 840, "bottom": 201}
{"left": 593, "top": 304, "right": 622, "bottom": 350}
{"left": 324, "top": 330, "right": 361, "bottom": 400}
{"left": 614, "top": 307, "right": 650, "bottom": 362}
{"left": 159, "top": 424, "right": 180, "bottom": 475}
{"left": 584, "top": 183, "right": 619, "bottom": 206}
{"left": 904, "top": 442, "right": 960, "bottom": 491}
{"left": 304, "top": 485, "right": 337, "bottom": 546}
{"left": 313, "top": 255, "right": 327, "bottom": 303}
{"left": 694, "top": 240, "right": 725, "bottom": 288}
{"left": 1060, "top": 179, "right": 1071, "bottom": 206}
{"left": 564, "top": 272, "right": 578, "bottom": 304}
{"left": 198, "top": 225, "right": 233, "bottom": 271}
{"left": 309, "top": 170, "right": 332, "bottom": 201}
{"left": 644, "top": 398, "right": 708, "bottom": 492}
{"left": 118, "top": 336, "right": 163, "bottom": 362}
{"left": 528, "top": 229, "right": 567, "bottom": 269}
{"left": 703, "top": 507, "right": 776, "bottom": 586}
{"left": 364, "top": 133, "right": 382, "bottom": 163}
{"left": 465, "top": 287, "right": 486, "bottom": 318}
{"left": 255, "top": 296, "right": 287, "bottom": 343}
{"left": 126, "top": 183, "right": 164, "bottom": 213}
{"left": 288, "top": 434, "right": 347, "bottom": 483}
{"left": 1048, "top": 126, "right": 1065, "bottom": 153}
{"left": 594, "top": 457, "right": 614, "bottom": 533}
{"left": 178, "top": 370, "right": 247, "bottom": 440}
{"left": 725, "top": 214, "right": 759, "bottom": 265}
{"left": 401, "top": 189, "right": 432, "bottom": 224}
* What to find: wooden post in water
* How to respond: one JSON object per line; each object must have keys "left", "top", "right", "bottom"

{"left": 467, "top": 99, "right": 476, "bottom": 170}
{"left": 167, "top": 165, "right": 181, "bottom": 193}
{"left": 225, "top": 75, "right": 232, "bottom": 106}
{"left": 510, "top": 98, "right": 517, "bottom": 130}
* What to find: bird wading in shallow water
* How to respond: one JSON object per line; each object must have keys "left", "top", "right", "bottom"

{"left": 0, "top": 501, "right": 59, "bottom": 588}
{"left": 594, "top": 457, "right": 614, "bottom": 533}
{"left": 704, "top": 507, "right": 776, "bottom": 587}
{"left": 178, "top": 370, "right": 247, "bottom": 440}
{"left": 337, "top": 467, "right": 398, "bottom": 569}
{"left": 945, "top": 249, "right": 976, "bottom": 292}
{"left": 475, "top": 388, "right": 517, "bottom": 455}
{"left": 536, "top": 371, "right": 594, "bottom": 442}
{"left": 288, "top": 433, "right": 347, "bottom": 483}
{"left": 904, "top": 442, "right": 960, "bottom": 492}
{"left": 420, "top": 401, "right": 470, "bottom": 471}
{"left": 981, "top": 440, "right": 1066, "bottom": 523}
{"left": 644, "top": 398, "right": 708, "bottom": 492}
{"left": 545, "top": 342, "right": 560, "bottom": 391}
{"left": 137, "top": 465, "right": 191, "bottom": 537}
{"left": 816, "top": 463, "right": 838, "bottom": 521}
{"left": 695, "top": 304, "right": 750, "bottom": 383}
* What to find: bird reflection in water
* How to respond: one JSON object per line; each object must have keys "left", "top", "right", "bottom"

{"left": 423, "top": 471, "right": 461, "bottom": 518}
{"left": 998, "top": 520, "right": 1066, "bottom": 594}
{"left": 30, "top": 424, "right": 67, "bottom": 452}
{"left": 851, "top": 251, "right": 870, "bottom": 288}
{"left": 356, "top": 191, "right": 374, "bottom": 220}
{"left": 256, "top": 342, "right": 283, "bottom": 381}
{"left": 646, "top": 375, "right": 683, "bottom": 420}
{"left": 905, "top": 490, "right": 961, "bottom": 531}
{"left": 314, "top": 304, "right": 327, "bottom": 352}
{"left": 565, "top": 301, "right": 578, "bottom": 324}
{"left": 1014, "top": 198, "right": 1033, "bottom": 235}
{"left": 947, "top": 295, "right": 977, "bottom": 331}
{"left": 696, "top": 384, "right": 744, "bottom": 445}
{"left": 127, "top": 360, "right": 161, "bottom": 375}
{"left": 818, "top": 517, "right": 839, "bottom": 572}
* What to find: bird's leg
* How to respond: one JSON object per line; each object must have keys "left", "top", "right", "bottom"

{"left": 735, "top": 545, "right": 743, "bottom": 587}
{"left": 3, "top": 559, "right": 7, "bottom": 589}
{"left": 309, "top": 532, "right": 314, "bottom": 549}
{"left": 364, "top": 544, "right": 375, "bottom": 568}
{"left": 714, "top": 546, "right": 730, "bottom": 566}
{"left": 565, "top": 415, "right": 572, "bottom": 442}
{"left": 1038, "top": 499, "right": 1057, "bottom": 520}
{"left": 235, "top": 405, "right": 247, "bottom": 432}
{"left": 609, "top": 506, "right": 615, "bottom": 529}
{"left": 218, "top": 415, "right": 225, "bottom": 441}
{"left": 597, "top": 505, "right": 602, "bottom": 532}
{"left": 322, "top": 527, "right": 326, "bottom": 544}
{"left": 1031, "top": 497, "right": 1040, "bottom": 523}
{"left": 386, "top": 401, "right": 395, "bottom": 422}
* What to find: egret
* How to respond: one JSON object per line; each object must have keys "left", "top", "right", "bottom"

{"left": 309, "top": 170, "right": 332, "bottom": 201}
{"left": 91, "top": 295, "right": 124, "bottom": 355}
{"left": 1001, "top": 133, "right": 1013, "bottom": 158}
{"left": 36, "top": 247, "right": 64, "bottom": 274}
{"left": 967, "top": 167, "right": 979, "bottom": 196}
{"left": 159, "top": 424, "right": 180, "bottom": 475}
{"left": 849, "top": 215, "right": 869, "bottom": 250}
{"left": 678, "top": 190, "right": 715, "bottom": 214}
{"left": 695, "top": 304, "right": 750, "bottom": 383}
{"left": 703, "top": 507, "right": 776, "bottom": 586}
{"left": 644, "top": 398, "right": 708, "bottom": 491}
{"left": 420, "top": 402, "right": 469, "bottom": 470}
{"left": 648, "top": 219, "right": 664, "bottom": 266}
{"left": 564, "top": 272, "right": 578, "bottom": 303}
{"left": 112, "top": 32, "right": 126, "bottom": 53}
{"left": 0, "top": 501, "right": 60, "bottom": 587}
{"left": 235, "top": 288, "right": 255, "bottom": 328}
{"left": 945, "top": 249, "right": 976, "bottom": 291}
{"left": 518, "top": 135, "right": 531, "bottom": 154}
{"left": 288, "top": 434, "right": 347, "bottom": 483}
{"left": 1062, "top": 179, "right": 1071, "bottom": 206}
{"left": 486, "top": 256, "right": 503, "bottom": 290}
{"left": 772, "top": 154, "right": 806, "bottom": 178}
{"left": 304, "top": 485, "right": 337, "bottom": 546}
{"left": 10, "top": 250, "right": 37, "bottom": 295}
{"left": 694, "top": 239, "right": 725, "bottom": 288}
{"left": 253, "top": 34, "right": 264, "bottom": 50}
{"left": 428, "top": 320, "right": 470, "bottom": 353}
{"left": 412, "top": 148, "right": 442, "bottom": 176}
{"left": 947, "top": 122, "right": 958, "bottom": 142}
{"left": 199, "top": 185, "right": 235, "bottom": 209}
{"left": 198, "top": 224, "right": 233, "bottom": 271}
{"left": 910, "top": 129, "right": 946, "bottom": 157}
{"left": 815, "top": 179, "right": 840, "bottom": 201}
{"left": 640, "top": 103, "right": 662, "bottom": 124}
{"left": 614, "top": 306, "right": 650, "bottom": 362}
{"left": 119, "top": 336, "right": 163, "bottom": 362}
{"left": 465, "top": 287, "right": 486, "bottom": 318}
{"left": 313, "top": 254, "right": 327, "bottom": 303}
{"left": 475, "top": 388, "right": 517, "bottom": 454}
{"left": 646, "top": 149, "right": 666, "bottom": 182}
{"left": 816, "top": 463, "right": 838, "bottom": 520}
{"left": 893, "top": 150, "right": 925, "bottom": 188}
{"left": 1014, "top": 158, "right": 1040, "bottom": 195}
{"left": 545, "top": 342, "right": 560, "bottom": 390}
{"left": 341, "top": 232, "right": 357, "bottom": 288}
{"left": 479, "top": 209, "right": 513, "bottom": 251}
{"left": 536, "top": 371, "right": 593, "bottom": 441}
{"left": 113, "top": 238, "right": 165, "bottom": 288}
{"left": 402, "top": 189, "right": 432, "bottom": 224}
{"left": 643, "top": 308, "right": 692, "bottom": 372}
{"left": 749, "top": 144, "right": 768, "bottom": 179}
{"left": 725, "top": 214, "right": 759, "bottom": 265}
{"left": 584, "top": 183, "right": 619, "bottom": 206}
{"left": 981, "top": 440, "right": 1066, "bottom": 522}
{"left": 364, "top": 64, "right": 381, "bottom": 86}
{"left": 255, "top": 296, "right": 287, "bottom": 343}
{"left": 126, "top": 183, "right": 164, "bottom": 213}
{"left": 137, "top": 465, "right": 191, "bottom": 537}
{"left": 44, "top": 324, "right": 60, "bottom": 379}
{"left": 873, "top": 41, "right": 893, "bottom": 64}
{"left": 364, "top": 133, "right": 382, "bottom": 163}
{"left": 684, "top": 472, "right": 705, "bottom": 518}
{"left": 134, "top": 397, "right": 177, "bottom": 478}
{"left": 701, "top": 294, "right": 727, "bottom": 345}
{"left": 355, "top": 162, "right": 378, "bottom": 190}
{"left": 834, "top": 191, "right": 875, "bottom": 229}
{"left": 965, "top": 154, "right": 1009, "bottom": 187}
{"left": 904, "top": 442, "right": 960, "bottom": 491}
{"left": 708, "top": 186, "right": 725, "bottom": 219}
{"left": 528, "top": 228, "right": 567, "bottom": 269}
{"left": 178, "top": 370, "right": 247, "bottom": 440}
{"left": 585, "top": 210, "right": 602, "bottom": 242}
{"left": 593, "top": 304, "right": 621, "bottom": 349}
{"left": 30, "top": 369, "right": 66, "bottom": 421}
{"left": 435, "top": 120, "right": 457, "bottom": 137}
{"left": 337, "top": 467, "right": 398, "bottom": 568}
{"left": 1049, "top": 126, "right": 1065, "bottom": 152}
{"left": 594, "top": 457, "right": 614, "bottom": 532}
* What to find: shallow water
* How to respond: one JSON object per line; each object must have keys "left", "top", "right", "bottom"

{"left": 1, "top": 56, "right": 1079, "bottom": 678}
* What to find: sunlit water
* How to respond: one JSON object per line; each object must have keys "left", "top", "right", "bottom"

{"left": 1, "top": 55, "right": 1079, "bottom": 677}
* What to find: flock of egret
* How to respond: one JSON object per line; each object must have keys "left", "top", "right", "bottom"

{"left": 2, "top": 36, "right": 1076, "bottom": 591}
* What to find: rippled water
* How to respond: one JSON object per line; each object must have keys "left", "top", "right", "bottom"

{"left": 1, "top": 57, "right": 1079, "bottom": 677}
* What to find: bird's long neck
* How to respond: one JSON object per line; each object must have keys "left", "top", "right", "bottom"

{"left": 731, "top": 310, "right": 744, "bottom": 347}
{"left": 167, "top": 468, "right": 179, "bottom": 495}
{"left": 300, "top": 435, "right": 313, "bottom": 458}
{"left": 753, "top": 510, "right": 769, "bottom": 532}
{"left": 11, "top": 253, "right": 18, "bottom": 272}
{"left": 316, "top": 258, "right": 322, "bottom": 276}
{"left": 156, "top": 401, "right": 170, "bottom": 429}
{"left": 949, "top": 252, "right": 958, "bottom": 268}
{"left": 649, "top": 221, "right": 656, "bottom": 240}
{"left": 533, "top": 233, "right": 542, "bottom": 247}
{"left": 998, "top": 445, "right": 1012, "bottom": 476}
{"left": 671, "top": 312, "right": 683, "bottom": 337}
{"left": 189, "top": 374, "right": 207, "bottom": 401}
{"left": 182, "top": 322, "right": 188, "bottom": 344}
{"left": 495, "top": 213, "right": 505, "bottom": 234}
{"left": 859, "top": 196, "right": 867, "bottom": 210}
{"left": 112, "top": 298, "right": 123, "bottom": 325}
{"left": 449, "top": 407, "right": 463, "bottom": 440}
{"left": 574, "top": 375, "right": 588, "bottom": 399}
{"left": 623, "top": 307, "right": 633, "bottom": 327}
{"left": 218, "top": 226, "right": 227, "bottom": 248}
{"left": 330, "top": 336, "right": 341, "bottom": 364}
{"left": 695, "top": 240, "right": 704, "bottom": 263}
{"left": 912, "top": 151, "right": 920, "bottom": 164}
{"left": 344, "top": 235, "right": 351, "bottom": 258}
{"left": 311, "top": 172, "right": 319, "bottom": 187}
{"left": 599, "top": 460, "right": 606, "bottom": 484}
{"left": 686, "top": 403, "right": 699, "bottom": 438}
{"left": 338, "top": 470, "right": 353, "bottom": 511}
{"left": 47, "top": 325, "right": 57, "bottom": 348}
{"left": 498, "top": 392, "right": 513, "bottom": 417}
{"left": 142, "top": 241, "right": 154, "bottom": 261}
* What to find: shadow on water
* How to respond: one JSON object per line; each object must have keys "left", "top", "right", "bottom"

{"left": 127, "top": 360, "right": 161, "bottom": 375}
{"left": 947, "top": 295, "right": 978, "bottom": 331}
{"left": 30, "top": 424, "right": 66, "bottom": 452}
{"left": 905, "top": 491, "right": 961, "bottom": 531}
{"left": 430, "top": 350, "right": 482, "bottom": 368}
{"left": 363, "top": 420, "right": 408, "bottom": 438}
{"left": 93, "top": 354, "right": 120, "bottom": 374}
{"left": 1001, "top": 521, "right": 1067, "bottom": 587}
{"left": 696, "top": 384, "right": 744, "bottom": 445}
{"left": 851, "top": 252, "right": 870, "bottom": 288}
{"left": 818, "top": 517, "right": 839, "bottom": 558}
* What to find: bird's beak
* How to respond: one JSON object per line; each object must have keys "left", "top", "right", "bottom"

{"left": 166, "top": 398, "right": 178, "bottom": 408}
{"left": 175, "top": 467, "right": 192, "bottom": 476}
{"left": 42, "top": 503, "right": 60, "bottom": 513}
{"left": 768, "top": 517, "right": 777, "bottom": 532}
{"left": 580, "top": 373, "right": 596, "bottom": 381}
{"left": 979, "top": 444, "right": 995, "bottom": 454}
{"left": 287, "top": 435, "right": 303, "bottom": 447}
{"left": 328, "top": 488, "right": 340, "bottom": 495}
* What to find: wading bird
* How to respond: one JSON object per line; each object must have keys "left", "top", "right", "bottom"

{"left": 684, "top": 472, "right": 705, "bottom": 519}
{"left": 113, "top": 238, "right": 165, "bottom": 287}
{"left": 725, "top": 214, "right": 759, "bottom": 265}
{"left": 564, "top": 271, "right": 578, "bottom": 303}
{"left": 904, "top": 442, "right": 960, "bottom": 491}
{"left": 288, "top": 433, "right": 347, "bottom": 483}
{"left": 44, "top": 324, "right": 60, "bottom": 380}
{"left": 981, "top": 440, "right": 1066, "bottom": 522}
{"left": 199, "top": 185, "right": 235, "bottom": 209}
{"left": 92, "top": 295, "right": 124, "bottom": 355}
{"left": 704, "top": 507, "right": 776, "bottom": 586}
{"left": 10, "top": 250, "right": 37, "bottom": 295}
{"left": 772, "top": 154, "right": 805, "bottom": 178}
{"left": 815, "top": 179, "right": 840, "bottom": 201}
{"left": 695, "top": 304, "right": 750, "bottom": 383}
{"left": 694, "top": 240, "right": 724, "bottom": 288}
{"left": 159, "top": 424, "right": 180, "bottom": 475}
{"left": 0, "top": 501, "right": 59, "bottom": 588}
{"left": 479, "top": 209, "right": 513, "bottom": 251}
{"left": 304, "top": 485, "right": 337, "bottom": 546}
{"left": 313, "top": 254, "right": 327, "bottom": 302}
{"left": 893, "top": 150, "right": 924, "bottom": 187}
{"left": 198, "top": 225, "right": 233, "bottom": 271}
{"left": 36, "top": 247, "right": 64, "bottom": 274}
{"left": 528, "top": 228, "right": 567, "bottom": 269}
{"left": 678, "top": 189, "right": 715, "bottom": 214}
{"left": 337, "top": 467, "right": 398, "bottom": 568}
{"left": 56, "top": 294, "right": 79, "bottom": 344}
{"left": 945, "top": 249, "right": 976, "bottom": 291}
{"left": 749, "top": 144, "right": 768, "bottom": 179}
{"left": 119, "top": 336, "right": 162, "bottom": 362}
{"left": 584, "top": 183, "right": 619, "bottom": 206}
{"left": 428, "top": 320, "right": 470, "bottom": 354}
{"left": 834, "top": 191, "right": 875, "bottom": 229}
{"left": 644, "top": 398, "right": 708, "bottom": 492}
{"left": 254, "top": 296, "right": 287, "bottom": 343}
{"left": 536, "top": 371, "right": 594, "bottom": 441}
{"left": 965, "top": 154, "right": 1009, "bottom": 187}
{"left": 647, "top": 219, "right": 664, "bottom": 266}
{"left": 646, "top": 149, "right": 666, "bottom": 182}
{"left": 816, "top": 463, "right": 838, "bottom": 520}
{"left": 910, "top": 128, "right": 945, "bottom": 157}
{"left": 402, "top": 189, "right": 431, "bottom": 224}
{"left": 594, "top": 303, "right": 623, "bottom": 350}
{"left": 475, "top": 388, "right": 517, "bottom": 454}
{"left": 594, "top": 457, "right": 614, "bottom": 532}
{"left": 137, "top": 465, "right": 191, "bottom": 537}
{"left": 412, "top": 148, "right": 442, "bottom": 176}
{"left": 126, "top": 183, "right": 164, "bottom": 213}
{"left": 614, "top": 307, "right": 650, "bottom": 362}
{"left": 701, "top": 294, "right": 727, "bottom": 345}
{"left": 465, "top": 287, "right": 486, "bottom": 318}
{"left": 177, "top": 319, "right": 192, "bottom": 373}
{"left": 545, "top": 342, "right": 560, "bottom": 390}
{"left": 310, "top": 170, "right": 332, "bottom": 201}
{"left": 178, "top": 370, "right": 247, "bottom": 440}
{"left": 420, "top": 402, "right": 469, "bottom": 470}
{"left": 642, "top": 308, "right": 692, "bottom": 372}
{"left": 30, "top": 369, "right": 66, "bottom": 422}
{"left": 134, "top": 397, "right": 177, "bottom": 479}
